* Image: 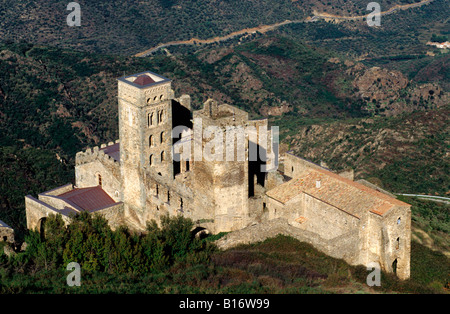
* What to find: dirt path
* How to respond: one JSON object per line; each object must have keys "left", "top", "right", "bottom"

{"left": 134, "top": 19, "right": 302, "bottom": 57}
{"left": 134, "top": 0, "right": 435, "bottom": 57}
{"left": 313, "top": 0, "right": 434, "bottom": 21}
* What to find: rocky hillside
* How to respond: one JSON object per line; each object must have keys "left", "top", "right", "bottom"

{"left": 281, "top": 106, "right": 449, "bottom": 196}
{"left": 327, "top": 57, "right": 449, "bottom": 115}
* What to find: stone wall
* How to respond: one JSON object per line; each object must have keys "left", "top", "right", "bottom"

{"left": 75, "top": 141, "right": 121, "bottom": 201}
{"left": 91, "top": 202, "right": 125, "bottom": 230}
{"left": 25, "top": 195, "right": 73, "bottom": 231}
{"left": 302, "top": 193, "right": 360, "bottom": 240}
{"left": 0, "top": 220, "right": 14, "bottom": 244}
{"left": 215, "top": 218, "right": 360, "bottom": 265}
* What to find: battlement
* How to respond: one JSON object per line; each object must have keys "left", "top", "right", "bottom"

{"left": 194, "top": 99, "right": 249, "bottom": 127}
{"left": 75, "top": 140, "right": 120, "bottom": 166}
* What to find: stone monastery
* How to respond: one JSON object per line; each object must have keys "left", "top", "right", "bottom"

{"left": 25, "top": 71, "right": 411, "bottom": 280}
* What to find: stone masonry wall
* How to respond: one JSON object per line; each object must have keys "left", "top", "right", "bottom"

{"left": 215, "top": 218, "right": 360, "bottom": 265}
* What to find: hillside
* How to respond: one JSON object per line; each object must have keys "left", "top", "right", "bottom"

{"left": 0, "top": 36, "right": 448, "bottom": 237}
{"left": 1, "top": 0, "right": 448, "bottom": 59}
{"left": 0, "top": 214, "right": 448, "bottom": 294}
{"left": 279, "top": 107, "right": 449, "bottom": 196}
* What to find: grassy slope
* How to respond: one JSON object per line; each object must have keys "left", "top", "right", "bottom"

{"left": 1, "top": 232, "right": 448, "bottom": 294}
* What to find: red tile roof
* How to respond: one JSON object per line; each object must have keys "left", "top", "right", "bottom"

{"left": 266, "top": 167, "right": 410, "bottom": 217}
{"left": 58, "top": 186, "right": 116, "bottom": 212}
{"left": 133, "top": 74, "right": 155, "bottom": 86}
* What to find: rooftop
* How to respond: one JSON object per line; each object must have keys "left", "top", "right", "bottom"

{"left": 118, "top": 71, "right": 171, "bottom": 89}
{"left": 58, "top": 186, "right": 117, "bottom": 212}
{"left": 0, "top": 219, "right": 12, "bottom": 228}
{"left": 266, "top": 167, "right": 410, "bottom": 217}
{"left": 100, "top": 142, "right": 120, "bottom": 162}
{"left": 133, "top": 74, "right": 156, "bottom": 86}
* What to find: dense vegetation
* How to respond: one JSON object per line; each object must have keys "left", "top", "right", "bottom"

{"left": 0, "top": 212, "right": 447, "bottom": 294}
{"left": 1, "top": 0, "right": 448, "bottom": 61}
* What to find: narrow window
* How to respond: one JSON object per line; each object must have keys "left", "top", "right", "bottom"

{"left": 155, "top": 184, "right": 159, "bottom": 196}
{"left": 161, "top": 151, "right": 165, "bottom": 162}
{"left": 160, "top": 131, "right": 164, "bottom": 144}
{"left": 159, "top": 110, "right": 164, "bottom": 124}
{"left": 148, "top": 113, "right": 153, "bottom": 126}
{"left": 149, "top": 135, "right": 153, "bottom": 147}
{"left": 98, "top": 174, "right": 102, "bottom": 186}
{"left": 396, "top": 237, "right": 400, "bottom": 250}
{"left": 167, "top": 191, "right": 170, "bottom": 203}
{"left": 149, "top": 154, "right": 153, "bottom": 166}
{"left": 397, "top": 217, "right": 401, "bottom": 225}
{"left": 180, "top": 197, "right": 183, "bottom": 209}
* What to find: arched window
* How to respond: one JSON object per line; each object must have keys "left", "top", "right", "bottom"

{"left": 159, "top": 110, "right": 164, "bottom": 124}
{"left": 149, "top": 154, "right": 153, "bottom": 166}
{"left": 161, "top": 151, "right": 165, "bottom": 162}
{"left": 149, "top": 135, "right": 153, "bottom": 147}
{"left": 148, "top": 113, "right": 153, "bottom": 126}
{"left": 160, "top": 131, "right": 164, "bottom": 144}
{"left": 98, "top": 174, "right": 102, "bottom": 186}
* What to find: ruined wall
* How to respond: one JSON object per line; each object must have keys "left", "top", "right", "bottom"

{"left": 0, "top": 220, "right": 14, "bottom": 243}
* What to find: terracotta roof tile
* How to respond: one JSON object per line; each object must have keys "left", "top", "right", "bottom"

{"left": 266, "top": 167, "right": 410, "bottom": 217}
{"left": 58, "top": 186, "right": 116, "bottom": 212}
{"left": 133, "top": 74, "right": 156, "bottom": 86}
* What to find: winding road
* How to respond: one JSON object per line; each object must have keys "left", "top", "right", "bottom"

{"left": 312, "top": 0, "right": 434, "bottom": 21}
{"left": 134, "top": 0, "right": 435, "bottom": 57}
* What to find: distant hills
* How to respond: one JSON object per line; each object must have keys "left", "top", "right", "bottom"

{"left": 1, "top": 0, "right": 448, "bottom": 58}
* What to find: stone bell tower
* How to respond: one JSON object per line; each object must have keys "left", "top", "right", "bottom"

{"left": 117, "top": 71, "right": 174, "bottom": 224}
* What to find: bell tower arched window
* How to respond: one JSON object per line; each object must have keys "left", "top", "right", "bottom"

{"left": 148, "top": 112, "right": 153, "bottom": 127}
{"left": 149, "top": 135, "right": 153, "bottom": 147}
